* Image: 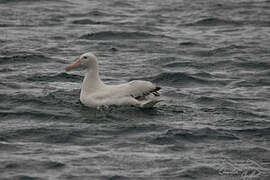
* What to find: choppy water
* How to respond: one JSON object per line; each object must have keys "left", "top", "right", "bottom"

{"left": 0, "top": 0, "right": 270, "bottom": 179}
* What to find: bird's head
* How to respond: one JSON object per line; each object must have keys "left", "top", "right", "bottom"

{"left": 65, "top": 52, "right": 98, "bottom": 72}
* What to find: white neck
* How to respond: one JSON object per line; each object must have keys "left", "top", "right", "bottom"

{"left": 80, "top": 65, "right": 105, "bottom": 98}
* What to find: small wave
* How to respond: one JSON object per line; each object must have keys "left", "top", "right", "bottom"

{"left": 101, "top": 175, "right": 130, "bottom": 180}
{"left": 197, "top": 60, "right": 232, "bottom": 69}
{"left": 226, "top": 147, "right": 268, "bottom": 155}
{"left": 88, "top": 10, "right": 110, "bottom": 16}
{"left": 151, "top": 127, "right": 238, "bottom": 145}
{"left": 2, "top": 159, "right": 64, "bottom": 180}
{"left": 80, "top": 31, "right": 168, "bottom": 40}
{"left": 0, "top": 24, "right": 10, "bottom": 27}
{"left": 0, "top": 127, "right": 83, "bottom": 144}
{"left": 222, "top": 146, "right": 270, "bottom": 161}
{"left": 230, "top": 78, "right": 270, "bottom": 88}
{"left": 3, "top": 175, "right": 46, "bottom": 180}
{"left": 256, "top": 69, "right": 270, "bottom": 76}
{"left": 0, "top": 104, "right": 82, "bottom": 122}
{"left": 186, "top": 18, "right": 242, "bottom": 26}
{"left": 0, "top": 0, "right": 39, "bottom": 3}
{"left": 0, "top": 82, "right": 21, "bottom": 90}
{"left": 163, "top": 61, "right": 194, "bottom": 68}
{"left": 3, "top": 160, "right": 65, "bottom": 170}
{"left": 26, "top": 72, "right": 83, "bottom": 82}
{"left": 177, "top": 166, "right": 218, "bottom": 179}
{"left": 110, "top": 1, "right": 134, "bottom": 8}
{"left": 150, "top": 136, "right": 177, "bottom": 145}
{"left": 150, "top": 72, "right": 227, "bottom": 87}
{"left": 152, "top": 72, "right": 204, "bottom": 85}
{"left": 40, "top": 160, "right": 66, "bottom": 170}
{"left": 167, "top": 128, "right": 239, "bottom": 140}
{"left": 102, "top": 123, "right": 166, "bottom": 136}
{"left": 149, "top": 56, "right": 177, "bottom": 65}
{"left": 0, "top": 109, "right": 68, "bottom": 121}
{"left": 233, "top": 127, "right": 270, "bottom": 136}
{"left": 0, "top": 141, "right": 21, "bottom": 152}
{"left": 0, "top": 0, "right": 65, "bottom": 3}
{"left": 48, "top": 36, "right": 66, "bottom": 40}
{"left": 214, "top": 118, "right": 270, "bottom": 129}
{"left": 192, "top": 45, "right": 248, "bottom": 57}
{"left": 185, "top": 17, "right": 270, "bottom": 27}
{"left": 179, "top": 42, "right": 200, "bottom": 46}
{"left": 194, "top": 71, "right": 217, "bottom": 78}
{"left": 0, "top": 54, "right": 51, "bottom": 64}
{"left": 217, "top": 107, "right": 269, "bottom": 119}
{"left": 68, "top": 10, "right": 110, "bottom": 18}
{"left": 234, "top": 60, "right": 270, "bottom": 70}
{"left": 0, "top": 39, "right": 5, "bottom": 43}
{"left": 0, "top": 89, "right": 81, "bottom": 115}
{"left": 0, "top": 68, "right": 13, "bottom": 73}
{"left": 45, "top": 130, "right": 84, "bottom": 144}
{"left": 195, "top": 96, "right": 237, "bottom": 107}
{"left": 71, "top": 19, "right": 109, "bottom": 25}
{"left": 0, "top": 23, "right": 60, "bottom": 28}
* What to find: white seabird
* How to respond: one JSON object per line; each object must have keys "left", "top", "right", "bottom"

{"left": 65, "top": 53, "right": 161, "bottom": 108}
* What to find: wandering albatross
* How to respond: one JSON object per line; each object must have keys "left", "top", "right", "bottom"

{"left": 65, "top": 53, "right": 161, "bottom": 108}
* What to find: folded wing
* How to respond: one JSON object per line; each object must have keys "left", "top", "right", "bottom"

{"left": 115, "top": 80, "right": 161, "bottom": 100}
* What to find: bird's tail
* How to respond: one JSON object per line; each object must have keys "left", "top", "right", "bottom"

{"left": 140, "top": 98, "right": 163, "bottom": 108}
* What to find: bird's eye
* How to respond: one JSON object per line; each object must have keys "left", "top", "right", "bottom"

{"left": 83, "top": 56, "right": 87, "bottom": 59}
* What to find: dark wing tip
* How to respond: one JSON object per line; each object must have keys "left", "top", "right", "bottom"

{"left": 131, "top": 85, "right": 161, "bottom": 100}
{"left": 155, "top": 86, "right": 161, "bottom": 91}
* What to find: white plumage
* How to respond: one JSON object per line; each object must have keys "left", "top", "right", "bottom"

{"left": 66, "top": 53, "right": 161, "bottom": 108}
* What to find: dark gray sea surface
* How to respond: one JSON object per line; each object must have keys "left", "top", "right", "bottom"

{"left": 0, "top": 0, "right": 270, "bottom": 179}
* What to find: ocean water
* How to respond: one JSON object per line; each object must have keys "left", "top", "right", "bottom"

{"left": 0, "top": 0, "right": 270, "bottom": 179}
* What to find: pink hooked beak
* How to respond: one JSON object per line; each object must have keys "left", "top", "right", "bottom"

{"left": 65, "top": 58, "right": 81, "bottom": 71}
